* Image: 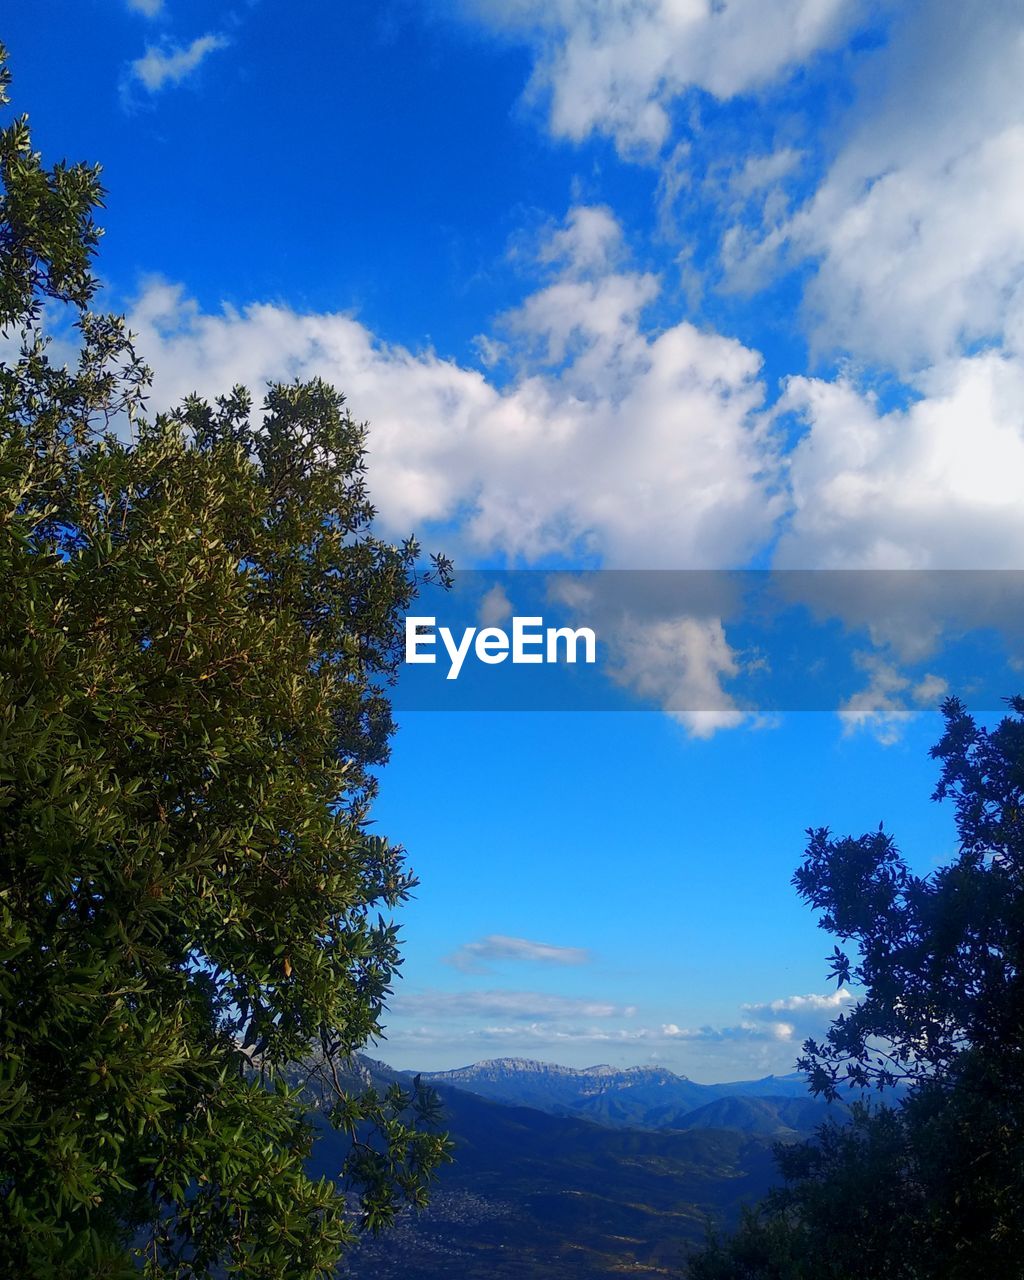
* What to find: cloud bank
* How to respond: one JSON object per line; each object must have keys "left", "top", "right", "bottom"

{"left": 127, "top": 206, "right": 781, "bottom": 570}
{"left": 382, "top": 985, "right": 858, "bottom": 1076}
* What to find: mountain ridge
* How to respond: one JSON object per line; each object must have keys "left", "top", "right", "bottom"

{"left": 416, "top": 1056, "right": 815, "bottom": 1129}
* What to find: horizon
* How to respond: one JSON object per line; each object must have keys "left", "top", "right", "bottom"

{"left": 386, "top": 1052, "right": 807, "bottom": 1088}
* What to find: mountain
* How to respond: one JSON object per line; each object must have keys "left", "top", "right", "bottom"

{"left": 708, "top": 1073, "right": 819, "bottom": 1099}
{"left": 419, "top": 1057, "right": 816, "bottom": 1130}
{"left": 674, "top": 1094, "right": 847, "bottom": 1137}
{"left": 420, "top": 1057, "right": 712, "bottom": 1115}
{"left": 283, "top": 1054, "right": 852, "bottom": 1277}
{"left": 331, "top": 1078, "right": 786, "bottom": 1279}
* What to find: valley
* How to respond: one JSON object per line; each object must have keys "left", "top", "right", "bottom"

{"left": 323, "top": 1056, "right": 849, "bottom": 1278}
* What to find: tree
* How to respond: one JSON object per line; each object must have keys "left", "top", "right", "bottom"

{"left": 0, "top": 46, "right": 451, "bottom": 1279}
{"left": 794, "top": 694, "right": 1024, "bottom": 1101}
{"left": 687, "top": 696, "right": 1024, "bottom": 1278}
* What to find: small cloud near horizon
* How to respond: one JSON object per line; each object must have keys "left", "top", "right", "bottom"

{"left": 445, "top": 933, "right": 591, "bottom": 973}
{"left": 391, "top": 989, "right": 632, "bottom": 1022}
{"left": 381, "top": 987, "right": 859, "bottom": 1074}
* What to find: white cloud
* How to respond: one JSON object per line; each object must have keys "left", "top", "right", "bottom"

{"left": 775, "top": 352, "right": 1024, "bottom": 569}
{"left": 382, "top": 986, "right": 858, "bottom": 1079}
{"left": 130, "top": 34, "right": 227, "bottom": 93}
{"left": 657, "top": 988, "right": 857, "bottom": 1045}
{"left": 798, "top": 130, "right": 1024, "bottom": 372}
{"left": 499, "top": 266, "right": 660, "bottom": 369}
{"left": 445, "top": 934, "right": 591, "bottom": 973}
{"left": 387, "top": 1019, "right": 771, "bottom": 1048}
{"left": 537, "top": 204, "right": 625, "bottom": 276}
{"left": 912, "top": 673, "right": 948, "bottom": 707}
{"left": 837, "top": 653, "right": 946, "bottom": 744}
{"left": 768, "top": 570, "right": 1019, "bottom": 668}
{"left": 727, "top": 148, "right": 805, "bottom": 203}
{"left": 605, "top": 615, "right": 744, "bottom": 737}
{"left": 730, "top": 0, "right": 1024, "bottom": 372}
{"left": 453, "top": 1, "right": 1024, "bottom": 559}
{"left": 126, "top": 0, "right": 163, "bottom": 16}
{"left": 545, "top": 574, "right": 759, "bottom": 735}
{"left": 391, "top": 989, "right": 632, "bottom": 1020}
{"left": 477, "top": 583, "right": 514, "bottom": 627}
{"left": 126, "top": 207, "right": 782, "bottom": 569}
{"left": 670, "top": 144, "right": 806, "bottom": 237}
{"left": 743, "top": 989, "right": 856, "bottom": 1023}
{"left": 462, "top": 0, "right": 860, "bottom": 154}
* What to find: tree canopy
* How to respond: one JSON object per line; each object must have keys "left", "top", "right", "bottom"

{"left": 793, "top": 694, "right": 1024, "bottom": 1100}
{"left": 688, "top": 695, "right": 1024, "bottom": 1279}
{"left": 0, "top": 44, "right": 450, "bottom": 1279}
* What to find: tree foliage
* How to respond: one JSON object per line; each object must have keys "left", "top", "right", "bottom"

{"left": 0, "top": 45, "right": 451, "bottom": 1279}
{"left": 688, "top": 696, "right": 1024, "bottom": 1279}
{"left": 795, "top": 695, "right": 1024, "bottom": 1100}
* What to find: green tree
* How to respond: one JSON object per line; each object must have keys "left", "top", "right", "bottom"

{"left": 688, "top": 696, "right": 1024, "bottom": 1279}
{"left": 0, "top": 46, "right": 451, "bottom": 1279}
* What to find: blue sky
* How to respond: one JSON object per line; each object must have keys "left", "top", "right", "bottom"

{"left": 8, "top": 0, "right": 1024, "bottom": 1078}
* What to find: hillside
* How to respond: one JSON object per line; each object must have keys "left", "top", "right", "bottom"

{"left": 674, "top": 1094, "right": 846, "bottom": 1137}
{"left": 334, "top": 1083, "right": 785, "bottom": 1279}
{"left": 274, "top": 1052, "right": 856, "bottom": 1276}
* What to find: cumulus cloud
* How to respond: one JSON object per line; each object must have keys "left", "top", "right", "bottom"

{"left": 655, "top": 988, "right": 858, "bottom": 1046}
{"left": 743, "top": 989, "right": 856, "bottom": 1024}
{"left": 799, "top": 127, "right": 1024, "bottom": 370}
{"left": 126, "top": 206, "right": 781, "bottom": 569}
{"left": 775, "top": 353, "right": 1024, "bottom": 569}
{"left": 728, "top": 0, "right": 1024, "bottom": 372}
{"left": 451, "top": 2, "right": 1024, "bottom": 579}
{"left": 126, "top": 0, "right": 163, "bottom": 15}
{"left": 130, "top": 34, "right": 227, "bottom": 93}
{"left": 462, "top": 0, "right": 860, "bottom": 154}
{"left": 444, "top": 935, "right": 591, "bottom": 973}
